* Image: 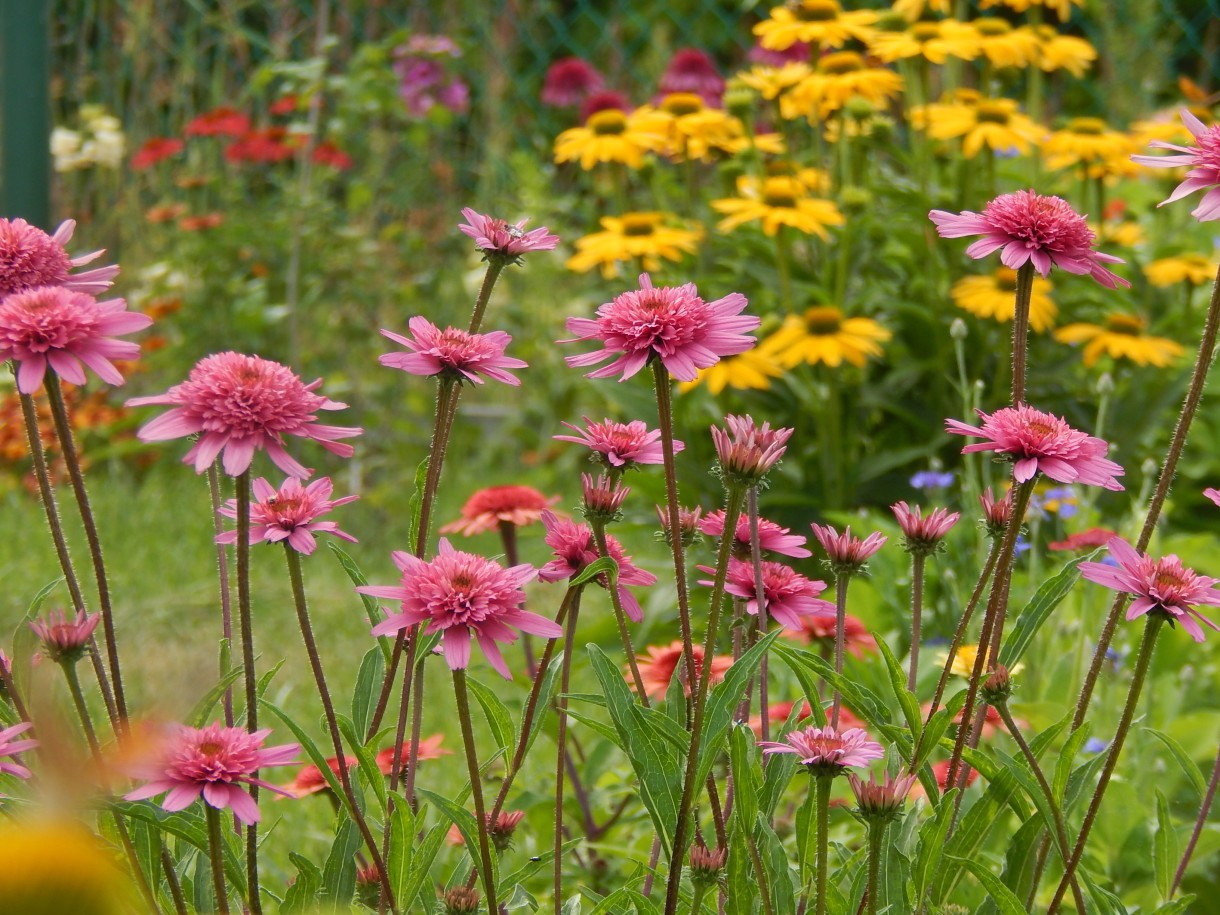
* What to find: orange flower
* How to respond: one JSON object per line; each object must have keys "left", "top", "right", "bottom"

{"left": 632, "top": 640, "right": 733, "bottom": 700}
{"left": 784, "top": 613, "right": 878, "bottom": 657}
{"left": 440, "top": 485, "right": 559, "bottom": 536}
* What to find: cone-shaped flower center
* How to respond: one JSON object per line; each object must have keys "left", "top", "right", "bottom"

{"left": 974, "top": 17, "right": 1012, "bottom": 36}
{"left": 621, "top": 214, "right": 660, "bottom": 236}
{"left": 976, "top": 102, "right": 1013, "bottom": 125}
{"left": 911, "top": 23, "right": 941, "bottom": 42}
{"left": 1105, "top": 313, "right": 1145, "bottom": 335}
{"left": 995, "top": 267, "right": 1019, "bottom": 291}
{"left": 763, "top": 177, "right": 801, "bottom": 208}
{"left": 797, "top": 0, "right": 842, "bottom": 21}
{"left": 661, "top": 93, "right": 704, "bottom": 116}
{"left": 821, "top": 51, "right": 864, "bottom": 75}
{"left": 1068, "top": 116, "right": 1107, "bottom": 135}
{"left": 805, "top": 305, "right": 844, "bottom": 334}
{"left": 197, "top": 741, "right": 225, "bottom": 757}
{"left": 588, "top": 109, "right": 627, "bottom": 135}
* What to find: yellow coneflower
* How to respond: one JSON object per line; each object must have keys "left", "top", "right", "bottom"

{"left": 1054, "top": 313, "right": 1184, "bottom": 367}
{"left": 969, "top": 19, "right": 1042, "bottom": 69}
{"left": 867, "top": 19, "right": 981, "bottom": 65}
{"left": 1130, "top": 109, "right": 1214, "bottom": 152}
{"left": 786, "top": 51, "right": 904, "bottom": 121}
{"left": 0, "top": 820, "right": 137, "bottom": 915}
{"left": 712, "top": 175, "right": 846, "bottom": 238}
{"left": 978, "top": 0, "right": 1085, "bottom": 21}
{"left": 1091, "top": 219, "right": 1144, "bottom": 248}
{"left": 553, "top": 107, "right": 670, "bottom": 170}
{"left": 738, "top": 62, "right": 813, "bottom": 101}
{"left": 565, "top": 212, "right": 703, "bottom": 278}
{"left": 765, "top": 306, "right": 891, "bottom": 368}
{"left": 1144, "top": 253, "right": 1219, "bottom": 287}
{"left": 913, "top": 96, "right": 1045, "bottom": 158}
{"left": 1042, "top": 116, "right": 1138, "bottom": 174}
{"left": 754, "top": 0, "right": 879, "bottom": 52}
{"left": 891, "top": 0, "right": 953, "bottom": 20}
{"left": 944, "top": 644, "right": 1025, "bottom": 678}
{"left": 951, "top": 268, "right": 1057, "bottom": 332}
{"left": 678, "top": 344, "right": 787, "bottom": 394}
{"left": 1032, "top": 25, "right": 1097, "bottom": 76}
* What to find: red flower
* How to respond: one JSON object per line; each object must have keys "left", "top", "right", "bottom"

{"left": 270, "top": 95, "right": 299, "bottom": 116}
{"left": 131, "top": 137, "right": 184, "bottom": 170}
{"left": 185, "top": 107, "right": 251, "bottom": 138}
{"left": 312, "top": 141, "right": 353, "bottom": 171}
{"left": 225, "top": 128, "right": 299, "bottom": 164}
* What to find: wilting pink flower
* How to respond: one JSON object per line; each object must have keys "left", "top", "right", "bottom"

{"left": 555, "top": 416, "right": 679, "bottom": 469}
{"left": 563, "top": 273, "right": 758, "bottom": 382}
{"left": 891, "top": 501, "right": 960, "bottom": 555}
{"left": 930, "top": 190, "right": 1129, "bottom": 288}
{"left": 537, "top": 511, "right": 655, "bottom": 622}
{"left": 458, "top": 208, "right": 559, "bottom": 263}
{"left": 128, "top": 352, "right": 361, "bottom": 478}
{"left": 657, "top": 504, "right": 704, "bottom": 550}
{"left": 1080, "top": 537, "right": 1220, "bottom": 642}
{"left": 380, "top": 317, "right": 526, "bottom": 386}
{"left": 946, "top": 404, "right": 1124, "bottom": 491}
{"left": 581, "top": 472, "right": 630, "bottom": 519}
{"left": 541, "top": 57, "right": 605, "bottom": 107}
{"left": 847, "top": 771, "right": 917, "bottom": 819}
{"left": 30, "top": 609, "right": 100, "bottom": 664}
{"left": 1048, "top": 527, "right": 1118, "bottom": 552}
{"left": 979, "top": 486, "right": 1014, "bottom": 535}
{"left": 440, "top": 485, "right": 558, "bottom": 536}
{"left": 811, "top": 523, "right": 887, "bottom": 575}
{"left": 711, "top": 414, "right": 792, "bottom": 484}
{"left": 1132, "top": 109, "right": 1220, "bottom": 221}
{"left": 785, "top": 612, "right": 878, "bottom": 657}
{"left": 0, "top": 722, "right": 37, "bottom": 778}
{"left": 701, "top": 558, "right": 833, "bottom": 629}
{"left": 0, "top": 218, "right": 118, "bottom": 298}
{"left": 375, "top": 734, "right": 450, "bottom": 776}
{"left": 358, "top": 539, "right": 560, "bottom": 679}
{"left": 216, "top": 476, "right": 357, "bottom": 555}
{"left": 759, "top": 725, "right": 884, "bottom": 774}
{"left": 698, "top": 509, "right": 811, "bottom": 558}
{"left": 632, "top": 640, "right": 733, "bottom": 700}
{"left": 125, "top": 722, "right": 299, "bottom": 824}
{"left": 658, "top": 49, "right": 725, "bottom": 107}
{"left": 0, "top": 286, "right": 150, "bottom": 394}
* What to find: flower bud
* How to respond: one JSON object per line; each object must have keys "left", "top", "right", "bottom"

{"left": 689, "top": 842, "right": 728, "bottom": 888}
{"left": 980, "top": 664, "right": 1012, "bottom": 705}
{"left": 443, "top": 887, "right": 481, "bottom": 914}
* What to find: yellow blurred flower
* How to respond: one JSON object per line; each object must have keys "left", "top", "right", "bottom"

{"left": 969, "top": 19, "right": 1042, "bottom": 69}
{"left": 946, "top": 644, "right": 1024, "bottom": 677}
{"left": 912, "top": 96, "right": 1045, "bottom": 158}
{"left": 1091, "top": 219, "right": 1144, "bottom": 248}
{"left": 766, "top": 306, "right": 891, "bottom": 368}
{"left": 1054, "top": 313, "right": 1184, "bottom": 367}
{"left": 868, "top": 19, "right": 981, "bottom": 64}
{"left": 712, "top": 175, "right": 845, "bottom": 238}
{"left": 554, "top": 107, "right": 670, "bottom": 170}
{"left": 565, "top": 212, "right": 703, "bottom": 278}
{"left": 1032, "top": 25, "right": 1096, "bottom": 76}
{"left": 754, "top": 0, "right": 879, "bottom": 52}
{"left": 951, "top": 268, "right": 1057, "bottom": 332}
{"left": 640, "top": 93, "right": 784, "bottom": 160}
{"left": 978, "top": 0, "right": 1084, "bottom": 21}
{"left": 738, "top": 62, "right": 813, "bottom": 103}
{"left": 678, "top": 344, "right": 787, "bottom": 394}
{"left": 786, "top": 51, "right": 904, "bottom": 121}
{"left": 1042, "top": 116, "right": 1139, "bottom": 175}
{"left": 1144, "top": 253, "right": 1218, "bottom": 287}
{"left": 0, "top": 820, "right": 136, "bottom": 915}
{"left": 891, "top": 0, "right": 953, "bottom": 20}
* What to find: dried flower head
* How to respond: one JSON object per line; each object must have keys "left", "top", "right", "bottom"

{"left": 30, "top": 608, "right": 100, "bottom": 665}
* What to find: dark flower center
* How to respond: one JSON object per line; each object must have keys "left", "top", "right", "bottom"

{"left": 1105, "top": 313, "right": 1145, "bottom": 336}
{"left": 796, "top": 0, "right": 840, "bottom": 22}
{"left": 975, "top": 102, "right": 1012, "bottom": 125}
{"left": 805, "top": 305, "right": 844, "bottom": 334}
{"left": 820, "top": 52, "right": 864, "bottom": 75}
{"left": 621, "top": 215, "right": 659, "bottom": 237}
{"left": 661, "top": 93, "right": 703, "bottom": 116}
{"left": 1068, "top": 116, "right": 1107, "bottom": 136}
{"left": 973, "top": 17, "right": 1011, "bottom": 36}
{"left": 588, "top": 110, "right": 627, "bottom": 135}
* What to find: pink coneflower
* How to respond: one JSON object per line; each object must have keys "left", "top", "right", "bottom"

{"left": 657, "top": 504, "right": 704, "bottom": 550}
{"left": 811, "top": 523, "right": 887, "bottom": 575}
{"left": 1132, "top": 109, "right": 1220, "bottom": 221}
{"left": 946, "top": 404, "right": 1125, "bottom": 491}
{"left": 698, "top": 509, "right": 811, "bottom": 558}
{"left": 579, "top": 90, "right": 632, "bottom": 124}
{"left": 929, "top": 190, "right": 1129, "bottom": 289}
{"left": 0, "top": 218, "right": 119, "bottom": 298}
{"left": 847, "top": 771, "right": 917, "bottom": 820}
{"left": 280, "top": 754, "right": 356, "bottom": 798}
{"left": 563, "top": 273, "right": 759, "bottom": 382}
{"left": 1048, "top": 527, "right": 1118, "bottom": 552}
{"left": 128, "top": 352, "right": 361, "bottom": 478}
{"left": 131, "top": 137, "right": 185, "bottom": 170}
{"left": 216, "top": 476, "right": 357, "bottom": 555}
{"left": 124, "top": 721, "right": 299, "bottom": 824}
{"left": 555, "top": 416, "right": 679, "bottom": 469}
{"left": 30, "top": 608, "right": 100, "bottom": 664}
{"left": 537, "top": 510, "right": 656, "bottom": 622}
{"left": 0, "top": 722, "right": 37, "bottom": 778}
{"left": 759, "top": 725, "right": 884, "bottom": 775}
{"left": 979, "top": 486, "right": 1014, "bottom": 536}
{"left": 748, "top": 699, "right": 813, "bottom": 737}
{"left": 910, "top": 759, "right": 978, "bottom": 800}
{"left": 632, "top": 640, "right": 732, "bottom": 700}
{"left": 541, "top": 57, "right": 605, "bottom": 107}
{"left": 700, "top": 558, "right": 834, "bottom": 630}
{"left": 581, "top": 472, "right": 630, "bottom": 520}
{"left": 1080, "top": 537, "right": 1220, "bottom": 642}
{"left": 487, "top": 809, "right": 526, "bottom": 851}
{"left": 358, "top": 539, "right": 561, "bottom": 679}
{"left": 375, "top": 734, "right": 450, "bottom": 776}
{"left": 785, "top": 612, "right": 878, "bottom": 657}
{"left": 457, "top": 208, "right": 559, "bottom": 263}
{"left": 891, "top": 501, "right": 960, "bottom": 555}
{"left": 0, "top": 286, "right": 150, "bottom": 394}
{"left": 711, "top": 414, "right": 792, "bottom": 484}
{"left": 380, "top": 317, "right": 527, "bottom": 386}
{"left": 440, "top": 485, "right": 558, "bottom": 536}
{"left": 747, "top": 39, "right": 814, "bottom": 67}
{"left": 658, "top": 48, "right": 725, "bottom": 107}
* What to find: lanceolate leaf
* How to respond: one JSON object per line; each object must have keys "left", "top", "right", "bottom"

{"left": 1000, "top": 552, "right": 1096, "bottom": 668}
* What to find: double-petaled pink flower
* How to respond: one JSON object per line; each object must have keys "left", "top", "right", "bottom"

{"left": 811, "top": 523, "right": 887, "bottom": 575}
{"left": 1132, "top": 109, "right": 1220, "bottom": 221}
{"left": 711, "top": 414, "right": 792, "bottom": 485}
{"left": 581, "top": 472, "right": 630, "bottom": 520}
{"left": 555, "top": 416, "right": 679, "bottom": 469}
{"left": 216, "top": 476, "right": 357, "bottom": 555}
{"left": 129, "top": 352, "right": 361, "bottom": 478}
{"left": 537, "top": 510, "right": 656, "bottom": 622}
{"left": 125, "top": 722, "right": 299, "bottom": 824}
{"left": 0, "top": 218, "right": 119, "bottom": 298}
{"left": 759, "top": 725, "right": 884, "bottom": 775}
{"left": 458, "top": 208, "right": 559, "bottom": 264}
{"left": 30, "top": 608, "right": 100, "bottom": 664}
{"left": 946, "top": 404, "right": 1124, "bottom": 491}
{"left": 380, "top": 317, "right": 526, "bottom": 386}
{"left": 701, "top": 558, "right": 833, "bottom": 630}
{"left": 891, "top": 501, "right": 960, "bottom": 555}
{"left": 699, "top": 509, "right": 811, "bottom": 558}
{"left": 440, "top": 485, "right": 558, "bottom": 536}
{"left": 563, "top": 273, "right": 758, "bottom": 382}
{"left": 358, "top": 539, "right": 561, "bottom": 679}
{"left": 541, "top": 57, "right": 605, "bottom": 108}
{"left": 847, "top": 771, "right": 916, "bottom": 821}
{"left": 979, "top": 486, "right": 1014, "bottom": 536}
{"left": 0, "top": 722, "right": 37, "bottom": 779}
{"left": 930, "top": 190, "right": 1129, "bottom": 288}
{"left": 1080, "top": 537, "right": 1220, "bottom": 642}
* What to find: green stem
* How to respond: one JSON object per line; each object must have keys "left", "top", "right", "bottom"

{"left": 908, "top": 554, "right": 926, "bottom": 693}
{"left": 468, "top": 261, "right": 506, "bottom": 335}
{"left": 830, "top": 573, "right": 852, "bottom": 729}
{"left": 206, "top": 804, "right": 232, "bottom": 915}
{"left": 554, "top": 590, "right": 582, "bottom": 912}
{"left": 1010, "top": 262, "right": 1035, "bottom": 406}
{"left": 866, "top": 820, "right": 884, "bottom": 915}
{"left": 590, "top": 521, "right": 648, "bottom": 699}
{"left": 747, "top": 488, "right": 771, "bottom": 742}
{"left": 233, "top": 470, "right": 262, "bottom": 915}
{"left": 1173, "top": 733, "right": 1220, "bottom": 894}
{"left": 775, "top": 226, "right": 793, "bottom": 313}
{"left": 815, "top": 773, "right": 832, "bottom": 915}
{"left": 453, "top": 669, "right": 499, "bottom": 915}
{"left": 207, "top": 465, "right": 235, "bottom": 726}
{"left": 690, "top": 883, "right": 708, "bottom": 914}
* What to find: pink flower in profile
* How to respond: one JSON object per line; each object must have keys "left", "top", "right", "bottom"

{"left": 440, "top": 485, "right": 558, "bottom": 536}
{"left": 657, "top": 504, "right": 704, "bottom": 550}
{"left": 0, "top": 722, "right": 37, "bottom": 778}
{"left": 0, "top": 217, "right": 119, "bottom": 298}
{"left": 891, "top": 501, "right": 960, "bottom": 555}
{"left": 633, "top": 641, "right": 732, "bottom": 700}
{"left": 759, "top": 725, "right": 884, "bottom": 775}
{"left": 979, "top": 486, "right": 1014, "bottom": 535}
{"left": 785, "top": 612, "right": 878, "bottom": 657}
{"left": 0, "top": 287, "right": 151, "bottom": 394}
{"left": 280, "top": 754, "right": 356, "bottom": 798}
{"left": 657, "top": 48, "right": 725, "bottom": 107}
{"left": 711, "top": 414, "right": 792, "bottom": 484}
{"left": 581, "top": 472, "right": 630, "bottom": 520}
{"left": 946, "top": 404, "right": 1124, "bottom": 491}
{"left": 555, "top": 416, "right": 680, "bottom": 469}
{"left": 216, "top": 476, "right": 357, "bottom": 555}
{"left": 847, "top": 771, "right": 917, "bottom": 820}
{"left": 700, "top": 558, "right": 833, "bottom": 630}
{"left": 811, "top": 523, "right": 887, "bottom": 575}
{"left": 541, "top": 57, "right": 605, "bottom": 107}
{"left": 1132, "top": 109, "right": 1220, "bottom": 221}
{"left": 537, "top": 510, "right": 656, "bottom": 622}
{"left": 929, "top": 190, "right": 1129, "bottom": 289}
{"left": 1048, "top": 527, "right": 1118, "bottom": 552}
{"left": 563, "top": 273, "right": 759, "bottom": 382}
{"left": 30, "top": 608, "right": 100, "bottom": 664}
{"left": 357, "top": 539, "right": 561, "bottom": 679}
{"left": 1080, "top": 537, "right": 1220, "bottom": 642}
{"left": 457, "top": 208, "right": 559, "bottom": 263}
{"left": 699, "top": 509, "right": 811, "bottom": 558}
{"left": 375, "top": 734, "right": 450, "bottom": 776}
{"left": 128, "top": 352, "right": 361, "bottom": 478}
{"left": 380, "top": 317, "right": 526, "bottom": 386}
{"left": 124, "top": 722, "right": 299, "bottom": 824}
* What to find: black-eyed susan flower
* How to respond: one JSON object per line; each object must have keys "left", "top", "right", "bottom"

{"left": 712, "top": 175, "right": 845, "bottom": 238}
{"left": 868, "top": 19, "right": 981, "bottom": 64}
{"left": 1032, "top": 25, "right": 1097, "bottom": 76}
{"left": 891, "top": 0, "right": 953, "bottom": 19}
{"left": 951, "top": 268, "right": 1057, "bottom": 332}
{"left": 968, "top": 19, "right": 1042, "bottom": 69}
{"left": 737, "top": 62, "right": 813, "bottom": 106}
{"left": 1042, "top": 116, "right": 1139, "bottom": 176}
{"left": 913, "top": 96, "right": 1044, "bottom": 158}
{"left": 678, "top": 342, "right": 787, "bottom": 394}
{"left": 1144, "top": 253, "right": 1218, "bottom": 287}
{"left": 754, "top": 0, "right": 879, "bottom": 52}
{"left": 978, "top": 0, "right": 1084, "bottom": 21}
{"left": 553, "top": 106, "right": 670, "bottom": 169}
{"left": 565, "top": 212, "right": 703, "bottom": 278}
{"left": 1054, "top": 313, "right": 1184, "bottom": 367}
{"left": 786, "top": 51, "right": 904, "bottom": 121}
{"left": 765, "top": 306, "right": 891, "bottom": 368}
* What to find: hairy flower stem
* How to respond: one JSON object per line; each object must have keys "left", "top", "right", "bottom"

{"left": 814, "top": 773, "right": 833, "bottom": 915}
{"left": 664, "top": 485, "right": 747, "bottom": 915}
{"left": 498, "top": 521, "right": 536, "bottom": 675}
{"left": 467, "top": 261, "right": 506, "bottom": 335}
{"left": 1009, "top": 263, "right": 1034, "bottom": 406}
{"left": 865, "top": 819, "right": 884, "bottom": 915}
{"left": 379, "top": 640, "right": 418, "bottom": 913}
{"left": 45, "top": 373, "right": 128, "bottom": 727}
{"left": 284, "top": 547, "right": 395, "bottom": 911}
{"left": 233, "top": 471, "right": 262, "bottom": 915}
{"left": 554, "top": 590, "right": 583, "bottom": 910}
{"left": 1173, "top": 735, "right": 1220, "bottom": 894}
{"left": 747, "top": 488, "right": 771, "bottom": 740}
{"left": 907, "top": 554, "right": 926, "bottom": 693}
{"left": 207, "top": 465, "right": 236, "bottom": 726}
{"left": 590, "top": 522, "right": 647, "bottom": 698}
{"left": 453, "top": 669, "right": 499, "bottom": 915}
{"left": 206, "top": 804, "right": 232, "bottom": 915}
{"left": 690, "top": 882, "right": 708, "bottom": 914}
{"left": 1049, "top": 616, "right": 1165, "bottom": 913}
{"left": 829, "top": 574, "right": 853, "bottom": 729}
{"left": 1072, "top": 263, "right": 1220, "bottom": 730}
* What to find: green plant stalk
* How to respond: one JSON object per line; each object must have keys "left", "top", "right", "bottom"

{"left": 233, "top": 470, "right": 262, "bottom": 915}
{"left": 207, "top": 464, "right": 235, "bottom": 727}
{"left": 775, "top": 226, "right": 793, "bottom": 314}
{"left": 590, "top": 520, "right": 648, "bottom": 698}
{"left": 499, "top": 520, "right": 536, "bottom": 675}
{"left": 865, "top": 819, "right": 884, "bottom": 915}
{"left": 205, "top": 804, "right": 232, "bottom": 915}
{"left": 829, "top": 573, "right": 852, "bottom": 729}
{"left": 747, "top": 487, "right": 771, "bottom": 741}
{"left": 1173, "top": 735, "right": 1220, "bottom": 894}
{"left": 814, "top": 773, "right": 833, "bottom": 915}
{"left": 1049, "top": 615, "right": 1165, "bottom": 913}
{"left": 690, "top": 882, "right": 708, "bottom": 914}
{"left": 1009, "top": 262, "right": 1035, "bottom": 406}
{"left": 453, "top": 668, "right": 499, "bottom": 915}
{"left": 468, "top": 260, "right": 507, "bottom": 335}
{"left": 379, "top": 639, "right": 419, "bottom": 914}
{"left": 747, "top": 830, "right": 776, "bottom": 915}
{"left": 907, "top": 553, "right": 926, "bottom": 693}
{"left": 553, "top": 590, "right": 582, "bottom": 911}
{"left": 663, "top": 484, "right": 747, "bottom": 915}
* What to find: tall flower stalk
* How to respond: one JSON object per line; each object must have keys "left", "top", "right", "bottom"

{"left": 453, "top": 669, "right": 500, "bottom": 914}
{"left": 553, "top": 589, "right": 583, "bottom": 909}
{"left": 233, "top": 470, "right": 262, "bottom": 913}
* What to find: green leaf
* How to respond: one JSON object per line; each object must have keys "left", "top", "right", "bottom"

{"left": 725, "top": 823, "right": 757, "bottom": 915}
{"left": 261, "top": 699, "right": 344, "bottom": 798}
{"left": 912, "top": 788, "right": 956, "bottom": 910}
{"left": 387, "top": 802, "right": 413, "bottom": 912}
{"left": 282, "top": 852, "right": 322, "bottom": 913}
{"left": 561, "top": 707, "right": 621, "bottom": 745}
{"left": 467, "top": 674, "right": 517, "bottom": 760}
{"left": 523, "top": 656, "right": 562, "bottom": 760}
{"left": 772, "top": 643, "right": 888, "bottom": 734}
{"left": 255, "top": 659, "right": 285, "bottom": 698}
{"left": 1145, "top": 728, "right": 1208, "bottom": 801}
{"left": 320, "top": 818, "right": 360, "bottom": 905}
{"left": 128, "top": 815, "right": 161, "bottom": 906}
{"left": 1154, "top": 789, "right": 1179, "bottom": 902}
{"left": 499, "top": 838, "right": 582, "bottom": 893}
{"left": 728, "top": 725, "right": 760, "bottom": 831}
{"left": 417, "top": 787, "right": 499, "bottom": 893}
{"left": 350, "top": 647, "right": 385, "bottom": 739}
{"left": 1054, "top": 720, "right": 1093, "bottom": 803}
{"left": 570, "top": 556, "right": 618, "bottom": 589}
{"left": 1150, "top": 896, "right": 1197, "bottom": 914}
{"left": 337, "top": 713, "right": 386, "bottom": 813}
{"left": 875, "top": 636, "right": 921, "bottom": 744}
{"left": 696, "top": 631, "right": 780, "bottom": 788}
{"left": 407, "top": 456, "right": 429, "bottom": 553}
{"left": 118, "top": 802, "right": 246, "bottom": 894}
{"left": 999, "top": 552, "right": 1096, "bottom": 668}
{"left": 400, "top": 816, "right": 450, "bottom": 911}
{"left": 947, "top": 854, "right": 1029, "bottom": 915}
{"left": 188, "top": 659, "right": 245, "bottom": 728}
{"left": 328, "top": 542, "right": 392, "bottom": 662}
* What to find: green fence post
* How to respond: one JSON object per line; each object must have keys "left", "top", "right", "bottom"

{"left": 0, "top": 0, "right": 51, "bottom": 227}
